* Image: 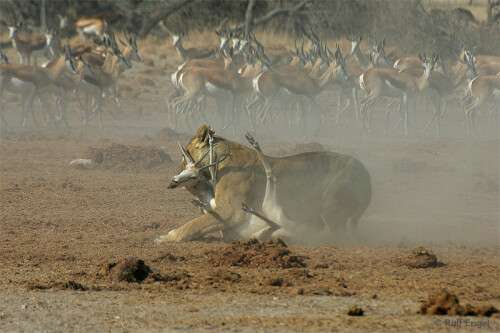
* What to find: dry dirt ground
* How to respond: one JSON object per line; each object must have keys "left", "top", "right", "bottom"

{"left": 1, "top": 39, "right": 499, "bottom": 332}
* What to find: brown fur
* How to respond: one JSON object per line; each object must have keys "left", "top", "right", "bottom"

{"left": 465, "top": 75, "right": 500, "bottom": 132}
{"left": 158, "top": 125, "right": 372, "bottom": 243}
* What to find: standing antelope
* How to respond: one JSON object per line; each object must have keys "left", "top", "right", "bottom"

{"left": 79, "top": 35, "right": 132, "bottom": 125}
{"left": 8, "top": 23, "right": 56, "bottom": 65}
{"left": 335, "top": 35, "right": 381, "bottom": 127}
{"left": 171, "top": 63, "right": 253, "bottom": 131}
{"left": 167, "top": 30, "right": 216, "bottom": 61}
{"left": 464, "top": 74, "right": 500, "bottom": 134}
{"left": 348, "top": 35, "right": 372, "bottom": 69}
{"left": 168, "top": 49, "right": 237, "bottom": 128}
{"left": 41, "top": 57, "right": 92, "bottom": 127}
{"left": 75, "top": 16, "right": 106, "bottom": 41}
{"left": 462, "top": 56, "right": 500, "bottom": 134}
{"left": 359, "top": 53, "right": 439, "bottom": 135}
{"left": 252, "top": 47, "right": 350, "bottom": 136}
{"left": 171, "top": 42, "right": 271, "bottom": 132}
{"left": 108, "top": 30, "right": 142, "bottom": 115}
{"left": 0, "top": 46, "right": 79, "bottom": 127}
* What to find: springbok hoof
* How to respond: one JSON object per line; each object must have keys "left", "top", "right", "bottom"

{"left": 245, "top": 132, "right": 257, "bottom": 146}
{"left": 241, "top": 202, "right": 254, "bottom": 213}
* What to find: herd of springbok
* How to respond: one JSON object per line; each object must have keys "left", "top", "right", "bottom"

{"left": 0, "top": 13, "right": 499, "bottom": 136}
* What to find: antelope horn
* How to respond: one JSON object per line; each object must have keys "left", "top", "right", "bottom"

{"left": 199, "top": 154, "right": 228, "bottom": 171}
{"left": 124, "top": 29, "right": 130, "bottom": 43}
{"left": 194, "top": 148, "right": 211, "bottom": 167}
{"left": 178, "top": 142, "right": 194, "bottom": 164}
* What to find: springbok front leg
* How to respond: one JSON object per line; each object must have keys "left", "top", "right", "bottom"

{"left": 241, "top": 203, "right": 281, "bottom": 240}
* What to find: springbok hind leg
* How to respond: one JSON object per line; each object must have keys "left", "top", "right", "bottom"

{"left": 241, "top": 133, "right": 282, "bottom": 237}
{"left": 245, "top": 132, "right": 272, "bottom": 176}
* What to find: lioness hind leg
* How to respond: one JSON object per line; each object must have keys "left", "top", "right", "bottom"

{"left": 319, "top": 203, "right": 351, "bottom": 242}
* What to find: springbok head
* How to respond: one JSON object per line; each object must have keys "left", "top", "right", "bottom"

{"left": 216, "top": 18, "right": 229, "bottom": 52}
{"left": 58, "top": 14, "right": 68, "bottom": 30}
{"left": 172, "top": 31, "right": 185, "bottom": 48}
{"left": 463, "top": 52, "right": 478, "bottom": 80}
{"left": 419, "top": 52, "right": 439, "bottom": 80}
{"left": 64, "top": 44, "right": 80, "bottom": 75}
{"left": 333, "top": 45, "right": 350, "bottom": 81}
{"left": 8, "top": 22, "right": 22, "bottom": 39}
{"left": 107, "top": 33, "right": 132, "bottom": 70}
{"left": 169, "top": 142, "right": 228, "bottom": 188}
{"left": 122, "top": 29, "right": 141, "bottom": 62}
{"left": 349, "top": 35, "right": 362, "bottom": 55}
{"left": 370, "top": 35, "right": 392, "bottom": 67}
{"left": 231, "top": 31, "right": 241, "bottom": 51}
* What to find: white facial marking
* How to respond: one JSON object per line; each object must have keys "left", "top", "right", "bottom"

{"left": 239, "top": 40, "right": 247, "bottom": 52}
{"left": 173, "top": 35, "right": 180, "bottom": 46}
{"left": 8, "top": 27, "right": 16, "bottom": 39}
{"left": 172, "top": 164, "right": 198, "bottom": 184}
{"left": 232, "top": 38, "right": 240, "bottom": 50}
{"left": 350, "top": 41, "right": 358, "bottom": 55}
{"left": 220, "top": 37, "right": 227, "bottom": 49}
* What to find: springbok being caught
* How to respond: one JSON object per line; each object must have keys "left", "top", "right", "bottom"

{"left": 159, "top": 125, "right": 372, "bottom": 244}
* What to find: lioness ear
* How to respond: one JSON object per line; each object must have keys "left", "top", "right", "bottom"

{"left": 194, "top": 125, "right": 211, "bottom": 148}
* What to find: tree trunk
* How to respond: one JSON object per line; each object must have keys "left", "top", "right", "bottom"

{"left": 244, "top": 0, "right": 257, "bottom": 35}
{"left": 41, "top": 0, "right": 47, "bottom": 32}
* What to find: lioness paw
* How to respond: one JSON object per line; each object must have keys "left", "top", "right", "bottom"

{"left": 154, "top": 229, "right": 180, "bottom": 243}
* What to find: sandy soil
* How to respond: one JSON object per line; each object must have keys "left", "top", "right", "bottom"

{"left": 1, "top": 42, "right": 499, "bottom": 332}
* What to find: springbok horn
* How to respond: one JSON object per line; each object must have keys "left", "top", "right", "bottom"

{"left": 194, "top": 148, "right": 211, "bottom": 167}
{"left": 199, "top": 154, "right": 228, "bottom": 171}
{"left": 178, "top": 142, "right": 194, "bottom": 164}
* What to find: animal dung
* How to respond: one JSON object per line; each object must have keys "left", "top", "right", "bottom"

{"left": 401, "top": 246, "right": 439, "bottom": 268}
{"left": 211, "top": 238, "right": 306, "bottom": 269}
{"left": 347, "top": 305, "right": 364, "bottom": 316}
{"left": 106, "top": 257, "right": 152, "bottom": 283}
{"left": 419, "top": 290, "right": 499, "bottom": 317}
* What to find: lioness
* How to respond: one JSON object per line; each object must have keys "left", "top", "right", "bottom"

{"left": 158, "top": 125, "right": 372, "bottom": 244}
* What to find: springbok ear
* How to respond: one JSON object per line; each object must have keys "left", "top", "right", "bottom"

{"left": 193, "top": 125, "right": 211, "bottom": 148}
